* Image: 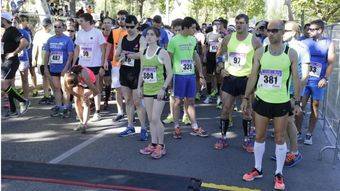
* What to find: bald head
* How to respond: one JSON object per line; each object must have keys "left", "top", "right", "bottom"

{"left": 267, "top": 20, "right": 284, "bottom": 30}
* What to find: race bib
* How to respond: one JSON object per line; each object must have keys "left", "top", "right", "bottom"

{"left": 209, "top": 41, "right": 218, "bottom": 53}
{"left": 309, "top": 62, "right": 322, "bottom": 78}
{"left": 123, "top": 57, "right": 135, "bottom": 67}
{"left": 143, "top": 67, "right": 157, "bottom": 83}
{"left": 80, "top": 46, "right": 93, "bottom": 61}
{"left": 228, "top": 52, "right": 246, "bottom": 69}
{"left": 50, "top": 51, "right": 63, "bottom": 64}
{"left": 258, "top": 69, "right": 283, "bottom": 89}
{"left": 180, "top": 59, "right": 194, "bottom": 74}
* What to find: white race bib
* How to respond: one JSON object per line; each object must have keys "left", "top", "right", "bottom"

{"left": 258, "top": 69, "right": 283, "bottom": 89}
{"left": 123, "top": 57, "right": 135, "bottom": 67}
{"left": 143, "top": 67, "right": 157, "bottom": 83}
{"left": 309, "top": 62, "right": 322, "bottom": 78}
{"left": 80, "top": 46, "right": 93, "bottom": 61}
{"left": 50, "top": 51, "right": 63, "bottom": 64}
{"left": 228, "top": 52, "right": 246, "bottom": 69}
{"left": 209, "top": 41, "right": 218, "bottom": 53}
{"left": 180, "top": 59, "right": 194, "bottom": 74}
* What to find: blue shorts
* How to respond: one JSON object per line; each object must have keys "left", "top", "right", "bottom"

{"left": 303, "top": 83, "right": 325, "bottom": 101}
{"left": 173, "top": 74, "right": 196, "bottom": 99}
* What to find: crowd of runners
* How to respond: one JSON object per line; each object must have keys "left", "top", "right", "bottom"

{"left": 1, "top": 1, "right": 336, "bottom": 190}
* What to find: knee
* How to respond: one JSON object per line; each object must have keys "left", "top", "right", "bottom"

{"left": 274, "top": 133, "right": 285, "bottom": 144}
{"left": 174, "top": 100, "right": 181, "bottom": 107}
{"left": 133, "top": 99, "right": 141, "bottom": 107}
{"left": 255, "top": 133, "right": 266, "bottom": 143}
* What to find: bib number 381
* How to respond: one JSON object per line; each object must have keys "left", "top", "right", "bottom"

{"left": 258, "top": 69, "right": 283, "bottom": 89}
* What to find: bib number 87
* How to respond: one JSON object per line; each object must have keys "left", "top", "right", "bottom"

{"left": 263, "top": 75, "right": 278, "bottom": 84}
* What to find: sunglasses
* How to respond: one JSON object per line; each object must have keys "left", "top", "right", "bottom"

{"left": 267, "top": 29, "right": 282, "bottom": 33}
{"left": 126, "top": 25, "right": 135, "bottom": 29}
{"left": 117, "top": 17, "right": 126, "bottom": 21}
{"left": 259, "top": 26, "right": 266, "bottom": 30}
{"left": 284, "top": 29, "right": 293, "bottom": 32}
{"left": 308, "top": 27, "right": 320, "bottom": 31}
{"left": 54, "top": 26, "right": 63, "bottom": 29}
{"left": 67, "top": 29, "right": 75, "bottom": 32}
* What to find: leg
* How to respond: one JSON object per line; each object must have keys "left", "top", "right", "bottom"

{"left": 308, "top": 100, "right": 319, "bottom": 134}
{"left": 132, "top": 89, "right": 146, "bottom": 128}
{"left": 29, "top": 67, "right": 37, "bottom": 91}
{"left": 286, "top": 115, "right": 298, "bottom": 153}
{"left": 144, "top": 97, "right": 156, "bottom": 144}
{"left": 51, "top": 76, "right": 62, "bottom": 107}
{"left": 93, "top": 74, "right": 102, "bottom": 114}
{"left": 82, "top": 88, "right": 92, "bottom": 125}
{"left": 61, "top": 76, "right": 70, "bottom": 107}
{"left": 173, "top": 97, "right": 182, "bottom": 128}
{"left": 151, "top": 99, "right": 166, "bottom": 145}
{"left": 273, "top": 114, "right": 289, "bottom": 175}
{"left": 220, "top": 91, "right": 236, "bottom": 137}
{"left": 74, "top": 87, "right": 84, "bottom": 123}
{"left": 253, "top": 112, "right": 270, "bottom": 172}
{"left": 185, "top": 98, "right": 197, "bottom": 127}
{"left": 19, "top": 69, "right": 29, "bottom": 99}
{"left": 116, "top": 87, "right": 124, "bottom": 115}
{"left": 121, "top": 86, "right": 134, "bottom": 126}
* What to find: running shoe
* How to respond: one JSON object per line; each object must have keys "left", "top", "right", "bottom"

{"left": 285, "top": 152, "right": 302, "bottom": 167}
{"left": 163, "top": 114, "right": 174, "bottom": 124}
{"left": 91, "top": 113, "right": 102, "bottom": 122}
{"left": 119, "top": 127, "right": 135, "bottom": 137}
{"left": 173, "top": 127, "right": 182, "bottom": 139}
{"left": 139, "top": 144, "right": 156, "bottom": 155}
{"left": 203, "top": 96, "right": 212, "bottom": 104}
{"left": 190, "top": 127, "right": 208, "bottom": 137}
{"left": 61, "top": 108, "right": 71, "bottom": 118}
{"left": 38, "top": 96, "right": 49, "bottom": 104}
{"left": 46, "top": 96, "right": 55, "bottom": 105}
{"left": 50, "top": 107, "right": 60, "bottom": 117}
{"left": 210, "top": 89, "right": 218, "bottom": 97}
{"left": 113, "top": 114, "right": 124, "bottom": 122}
{"left": 19, "top": 100, "right": 30, "bottom": 115}
{"left": 32, "top": 89, "right": 38, "bottom": 97}
{"left": 304, "top": 134, "right": 313, "bottom": 145}
{"left": 214, "top": 138, "right": 228, "bottom": 150}
{"left": 242, "top": 138, "right": 254, "bottom": 153}
{"left": 297, "top": 132, "right": 303, "bottom": 141}
{"left": 182, "top": 114, "right": 191, "bottom": 125}
{"left": 242, "top": 168, "right": 263, "bottom": 182}
{"left": 151, "top": 145, "right": 166, "bottom": 159}
{"left": 274, "top": 173, "right": 285, "bottom": 190}
{"left": 73, "top": 123, "right": 83, "bottom": 131}
{"left": 50, "top": 105, "right": 59, "bottom": 112}
{"left": 140, "top": 128, "right": 148, "bottom": 141}
{"left": 5, "top": 110, "right": 19, "bottom": 117}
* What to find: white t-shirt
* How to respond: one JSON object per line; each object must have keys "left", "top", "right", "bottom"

{"left": 33, "top": 30, "right": 54, "bottom": 65}
{"left": 75, "top": 27, "right": 106, "bottom": 67}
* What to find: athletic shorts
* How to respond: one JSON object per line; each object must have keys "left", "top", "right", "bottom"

{"left": 19, "top": 60, "right": 29, "bottom": 72}
{"left": 303, "top": 83, "right": 325, "bottom": 101}
{"left": 119, "top": 66, "right": 140, "bottom": 90}
{"left": 221, "top": 75, "right": 248, "bottom": 97}
{"left": 173, "top": 74, "right": 196, "bottom": 99}
{"left": 87, "top": 66, "right": 101, "bottom": 75}
{"left": 1, "top": 56, "right": 20, "bottom": 80}
{"left": 253, "top": 96, "right": 291, "bottom": 119}
{"left": 111, "top": 66, "right": 121, "bottom": 88}
{"left": 103, "top": 62, "right": 112, "bottom": 77}
{"left": 206, "top": 52, "right": 217, "bottom": 75}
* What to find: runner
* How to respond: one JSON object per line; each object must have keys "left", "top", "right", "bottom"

{"left": 139, "top": 27, "right": 173, "bottom": 159}
{"left": 1, "top": 12, "right": 30, "bottom": 116}
{"left": 73, "top": 13, "right": 106, "bottom": 122}
{"left": 297, "top": 19, "right": 335, "bottom": 145}
{"left": 115, "top": 15, "right": 148, "bottom": 140}
{"left": 45, "top": 20, "right": 74, "bottom": 117}
{"left": 101, "top": 23, "right": 113, "bottom": 110}
{"left": 168, "top": 17, "right": 208, "bottom": 139}
{"left": 215, "top": 14, "right": 262, "bottom": 151}
{"left": 106, "top": 10, "right": 128, "bottom": 122}
{"left": 240, "top": 20, "right": 301, "bottom": 190}
{"left": 32, "top": 18, "right": 54, "bottom": 104}
{"left": 64, "top": 65, "right": 99, "bottom": 133}
{"left": 142, "top": 15, "right": 169, "bottom": 48}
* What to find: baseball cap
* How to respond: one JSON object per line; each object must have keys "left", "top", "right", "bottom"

{"left": 42, "top": 18, "right": 52, "bottom": 26}
{"left": 153, "top": 15, "right": 162, "bottom": 23}
{"left": 1, "top": 12, "right": 13, "bottom": 22}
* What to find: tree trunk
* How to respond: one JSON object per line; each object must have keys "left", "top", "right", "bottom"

{"left": 70, "top": 0, "right": 76, "bottom": 17}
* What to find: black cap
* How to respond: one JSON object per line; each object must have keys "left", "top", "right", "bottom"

{"left": 42, "top": 18, "right": 52, "bottom": 26}
{"left": 153, "top": 15, "right": 162, "bottom": 23}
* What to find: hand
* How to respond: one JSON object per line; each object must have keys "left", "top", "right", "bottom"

{"left": 157, "top": 89, "right": 166, "bottom": 100}
{"left": 6, "top": 52, "right": 16, "bottom": 59}
{"left": 293, "top": 105, "right": 302, "bottom": 116}
{"left": 103, "top": 60, "right": 109, "bottom": 70}
{"left": 220, "top": 68, "right": 229, "bottom": 78}
{"left": 318, "top": 78, "right": 327, "bottom": 88}
{"left": 199, "top": 77, "right": 206, "bottom": 89}
{"left": 240, "top": 99, "right": 250, "bottom": 114}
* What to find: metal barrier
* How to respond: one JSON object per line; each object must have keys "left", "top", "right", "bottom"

{"left": 318, "top": 23, "right": 340, "bottom": 166}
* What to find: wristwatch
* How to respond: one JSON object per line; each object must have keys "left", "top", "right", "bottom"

{"left": 295, "top": 101, "right": 302, "bottom": 107}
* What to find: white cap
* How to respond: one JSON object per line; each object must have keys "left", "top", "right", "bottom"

{"left": 1, "top": 12, "right": 13, "bottom": 22}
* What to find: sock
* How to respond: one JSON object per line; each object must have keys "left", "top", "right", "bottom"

{"left": 6, "top": 86, "right": 26, "bottom": 103}
{"left": 220, "top": 119, "right": 229, "bottom": 139}
{"left": 207, "top": 82, "right": 212, "bottom": 95}
{"left": 8, "top": 94, "right": 17, "bottom": 112}
{"left": 191, "top": 123, "right": 198, "bottom": 129}
{"left": 242, "top": 119, "right": 252, "bottom": 137}
{"left": 275, "top": 143, "right": 287, "bottom": 175}
{"left": 105, "top": 85, "right": 111, "bottom": 102}
{"left": 254, "top": 141, "right": 265, "bottom": 172}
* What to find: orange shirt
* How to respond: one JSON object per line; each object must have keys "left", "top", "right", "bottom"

{"left": 108, "top": 28, "right": 127, "bottom": 67}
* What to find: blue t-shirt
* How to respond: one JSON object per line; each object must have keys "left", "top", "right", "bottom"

{"left": 142, "top": 27, "right": 169, "bottom": 48}
{"left": 18, "top": 29, "right": 30, "bottom": 62}
{"left": 23, "top": 27, "right": 33, "bottom": 59}
{"left": 45, "top": 34, "right": 74, "bottom": 73}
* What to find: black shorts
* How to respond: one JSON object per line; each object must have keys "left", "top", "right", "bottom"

{"left": 206, "top": 52, "right": 217, "bottom": 75}
{"left": 87, "top": 66, "right": 101, "bottom": 75}
{"left": 119, "top": 65, "right": 140, "bottom": 90}
{"left": 1, "top": 56, "right": 20, "bottom": 80}
{"left": 253, "top": 96, "right": 291, "bottom": 119}
{"left": 221, "top": 75, "right": 248, "bottom": 97}
{"left": 103, "top": 62, "right": 112, "bottom": 77}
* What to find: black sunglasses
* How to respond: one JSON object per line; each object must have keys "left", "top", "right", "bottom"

{"left": 54, "top": 26, "right": 63, "bottom": 29}
{"left": 126, "top": 25, "right": 135, "bottom": 29}
{"left": 67, "top": 29, "right": 75, "bottom": 32}
{"left": 267, "top": 29, "right": 282, "bottom": 33}
{"left": 117, "top": 17, "right": 126, "bottom": 21}
{"left": 308, "top": 27, "right": 320, "bottom": 31}
{"left": 259, "top": 26, "right": 266, "bottom": 30}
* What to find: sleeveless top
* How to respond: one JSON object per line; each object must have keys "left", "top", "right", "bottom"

{"left": 120, "top": 34, "right": 141, "bottom": 70}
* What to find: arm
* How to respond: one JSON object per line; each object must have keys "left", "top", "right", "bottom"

{"left": 7, "top": 38, "right": 28, "bottom": 59}
{"left": 216, "top": 34, "right": 231, "bottom": 74}
{"left": 137, "top": 52, "right": 144, "bottom": 90}
{"left": 252, "top": 34, "right": 263, "bottom": 50}
{"left": 72, "top": 45, "right": 80, "bottom": 66}
{"left": 194, "top": 51, "right": 204, "bottom": 78}
{"left": 244, "top": 47, "right": 263, "bottom": 99}
{"left": 285, "top": 0, "right": 294, "bottom": 21}
{"left": 289, "top": 48, "right": 300, "bottom": 101}
{"left": 100, "top": 43, "right": 106, "bottom": 67}
{"left": 43, "top": 51, "right": 50, "bottom": 76}
{"left": 160, "top": 49, "right": 173, "bottom": 89}
{"left": 114, "top": 38, "right": 123, "bottom": 62}
{"left": 319, "top": 42, "right": 335, "bottom": 88}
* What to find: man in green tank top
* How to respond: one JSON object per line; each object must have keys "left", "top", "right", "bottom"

{"left": 240, "top": 20, "right": 302, "bottom": 191}
{"left": 214, "top": 14, "right": 262, "bottom": 151}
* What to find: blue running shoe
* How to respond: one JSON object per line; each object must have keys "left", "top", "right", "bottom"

{"left": 140, "top": 128, "right": 148, "bottom": 141}
{"left": 119, "top": 127, "right": 135, "bottom": 137}
{"left": 285, "top": 152, "right": 302, "bottom": 167}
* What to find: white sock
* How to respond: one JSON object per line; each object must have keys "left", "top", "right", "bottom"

{"left": 191, "top": 123, "right": 198, "bottom": 129}
{"left": 275, "top": 143, "right": 287, "bottom": 175}
{"left": 254, "top": 141, "right": 265, "bottom": 172}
